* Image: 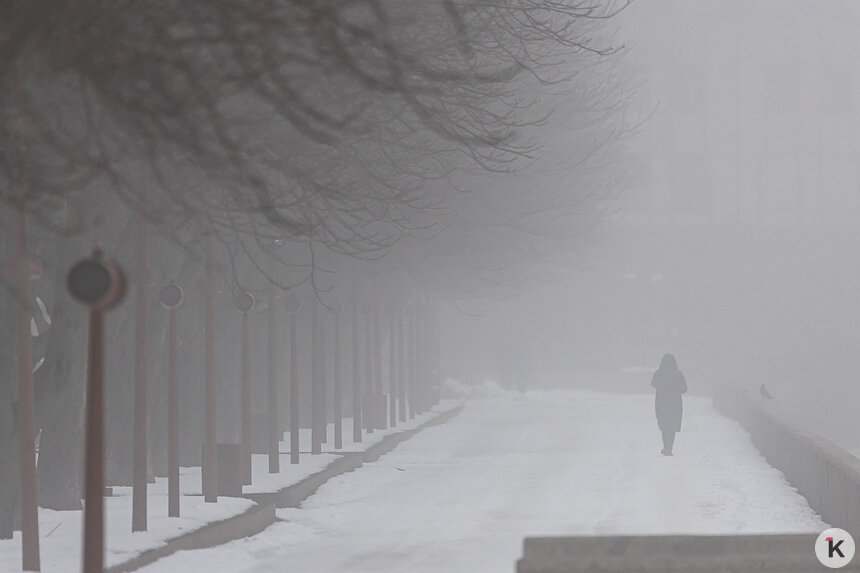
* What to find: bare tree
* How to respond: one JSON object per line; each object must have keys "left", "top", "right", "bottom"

{"left": 0, "top": 0, "right": 632, "bottom": 530}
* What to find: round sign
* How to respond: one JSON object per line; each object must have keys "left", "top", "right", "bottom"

{"left": 283, "top": 295, "right": 301, "bottom": 314}
{"left": 232, "top": 290, "right": 255, "bottom": 313}
{"left": 68, "top": 260, "right": 110, "bottom": 305}
{"left": 67, "top": 254, "right": 126, "bottom": 310}
{"left": 159, "top": 284, "right": 184, "bottom": 309}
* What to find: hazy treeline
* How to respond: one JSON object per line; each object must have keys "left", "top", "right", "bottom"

{"left": 0, "top": 0, "right": 631, "bottom": 536}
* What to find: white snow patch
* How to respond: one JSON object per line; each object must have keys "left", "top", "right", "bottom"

{"left": 133, "top": 391, "right": 826, "bottom": 573}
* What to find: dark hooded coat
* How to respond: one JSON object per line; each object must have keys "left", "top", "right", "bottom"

{"left": 651, "top": 354, "right": 687, "bottom": 433}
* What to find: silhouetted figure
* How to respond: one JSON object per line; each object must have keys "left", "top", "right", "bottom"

{"left": 651, "top": 353, "right": 687, "bottom": 456}
{"left": 759, "top": 384, "right": 773, "bottom": 399}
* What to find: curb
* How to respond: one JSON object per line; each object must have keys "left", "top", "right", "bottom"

{"left": 105, "top": 500, "right": 276, "bottom": 573}
{"left": 244, "top": 452, "right": 364, "bottom": 509}
{"left": 109, "top": 402, "right": 464, "bottom": 572}
{"left": 361, "top": 405, "right": 464, "bottom": 463}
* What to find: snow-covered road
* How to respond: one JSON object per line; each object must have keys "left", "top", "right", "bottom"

{"left": 139, "top": 388, "right": 825, "bottom": 573}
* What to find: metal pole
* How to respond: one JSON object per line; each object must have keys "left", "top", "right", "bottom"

{"left": 268, "top": 291, "right": 279, "bottom": 473}
{"left": 389, "top": 312, "right": 397, "bottom": 427}
{"left": 167, "top": 307, "right": 179, "bottom": 517}
{"left": 364, "top": 304, "right": 373, "bottom": 433}
{"left": 70, "top": 250, "right": 125, "bottom": 573}
{"left": 351, "top": 287, "right": 362, "bottom": 442}
{"left": 419, "top": 305, "right": 426, "bottom": 414}
{"left": 241, "top": 310, "right": 251, "bottom": 483}
{"left": 311, "top": 299, "right": 321, "bottom": 453}
{"left": 334, "top": 312, "right": 342, "bottom": 449}
{"left": 82, "top": 309, "right": 105, "bottom": 573}
{"left": 14, "top": 201, "right": 40, "bottom": 571}
{"left": 290, "top": 311, "right": 300, "bottom": 463}
{"left": 420, "top": 308, "right": 425, "bottom": 413}
{"left": 132, "top": 213, "right": 148, "bottom": 532}
{"left": 203, "top": 234, "right": 218, "bottom": 502}
{"left": 373, "top": 303, "right": 381, "bottom": 398}
{"left": 428, "top": 305, "right": 437, "bottom": 407}
{"left": 397, "top": 311, "right": 406, "bottom": 423}
{"left": 320, "top": 307, "right": 327, "bottom": 445}
{"left": 375, "top": 302, "right": 386, "bottom": 429}
{"left": 416, "top": 305, "right": 423, "bottom": 414}
{"left": 407, "top": 310, "right": 415, "bottom": 419}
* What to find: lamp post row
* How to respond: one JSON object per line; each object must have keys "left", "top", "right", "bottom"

{"left": 53, "top": 245, "right": 437, "bottom": 573}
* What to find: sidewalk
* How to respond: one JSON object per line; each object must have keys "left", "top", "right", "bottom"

{"left": 125, "top": 389, "right": 827, "bottom": 573}
{"left": 0, "top": 401, "right": 464, "bottom": 573}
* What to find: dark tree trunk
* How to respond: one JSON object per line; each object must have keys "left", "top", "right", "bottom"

{"left": 0, "top": 215, "right": 21, "bottom": 537}
{"left": 0, "top": 380, "right": 20, "bottom": 538}
{"left": 35, "top": 260, "right": 88, "bottom": 510}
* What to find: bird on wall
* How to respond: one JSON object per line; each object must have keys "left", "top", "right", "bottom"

{"left": 759, "top": 384, "right": 773, "bottom": 399}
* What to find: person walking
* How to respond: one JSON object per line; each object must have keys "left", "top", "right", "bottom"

{"left": 651, "top": 353, "right": 687, "bottom": 456}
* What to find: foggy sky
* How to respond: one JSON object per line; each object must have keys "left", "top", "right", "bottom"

{"left": 440, "top": 1, "right": 860, "bottom": 450}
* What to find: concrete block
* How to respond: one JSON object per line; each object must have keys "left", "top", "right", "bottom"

{"left": 517, "top": 534, "right": 860, "bottom": 572}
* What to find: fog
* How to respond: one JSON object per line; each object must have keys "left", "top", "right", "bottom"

{"left": 1, "top": 1, "right": 859, "bottom": 571}
{"left": 442, "top": 0, "right": 860, "bottom": 450}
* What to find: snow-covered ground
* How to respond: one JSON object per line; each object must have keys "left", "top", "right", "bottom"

{"left": 0, "top": 407, "right": 455, "bottom": 573}
{"left": 135, "top": 387, "right": 826, "bottom": 573}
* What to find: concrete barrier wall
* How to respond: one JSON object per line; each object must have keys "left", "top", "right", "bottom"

{"left": 516, "top": 533, "right": 860, "bottom": 572}
{"left": 712, "top": 387, "right": 860, "bottom": 531}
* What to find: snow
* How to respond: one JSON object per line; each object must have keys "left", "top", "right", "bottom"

{"left": 0, "top": 403, "right": 461, "bottom": 573}
{"left": 0, "top": 482, "right": 254, "bottom": 573}
{"left": 130, "top": 390, "right": 826, "bottom": 573}
{"left": 440, "top": 377, "right": 514, "bottom": 400}
{"left": 245, "top": 409, "right": 453, "bottom": 493}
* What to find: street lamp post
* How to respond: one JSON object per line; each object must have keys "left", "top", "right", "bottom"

{"left": 267, "top": 288, "right": 280, "bottom": 473}
{"left": 397, "top": 310, "right": 406, "bottom": 423}
{"left": 320, "top": 302, "right": 328, "bottom": 446}
{"left": 159, "top": 283, "right": 184, "bottom": 517}
{"left": 311, "top": 299, "right": 322, "bottom": 454}
{"left": 363, "top": 301, "right": 374, "bottom": 432}
{"left": 373, "top": 303, "right": 382, "bottom": 419}
{"left": 389, "top": 310, "right": 397, "bottom": 428}
{"left": 202, "top": 234, "right": 218, "bottom": 502}
{"left": 232, "top": 290, "right": 255, "bottom": 484}
{"left": 351, "top": 284, "right": 362, "bottom": 443}
{"left": 132, "top": 213, "right": 149, "bottom": 533}
{"left": 331, "top": 302, "right": 344, "bottom": 449}
{"left": 284, "top": 295, "right": 301, "bottom": 463}
{"left": 415, "top": 303, "right": 424, "bottom": 415}
{"left": 428, "top": 303, "right": 440, "bottom": 408}
{"left": 406, "top": 305, "right": 415, "bottom": 419}
{"left": 68, "top": 248, "right": 126, "bottom": 573}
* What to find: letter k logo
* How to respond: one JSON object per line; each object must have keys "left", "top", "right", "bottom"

{"left": 828, "top": 537, "right": 846, "bottom": 559}
{"left": 816, "top": 528, "right": 855, "bottom": 567}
